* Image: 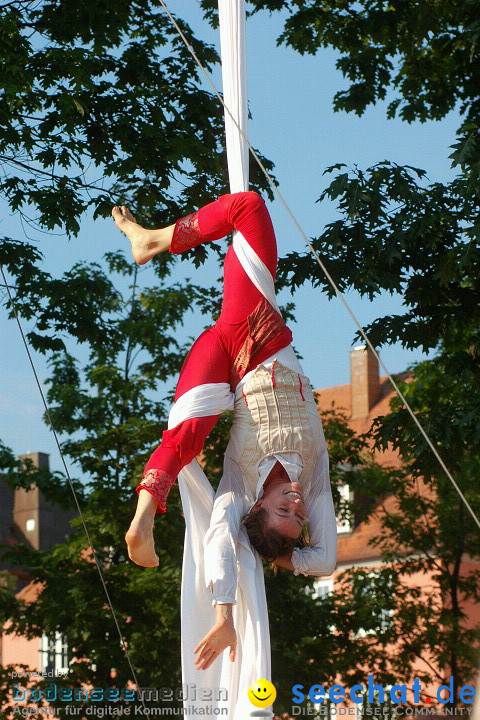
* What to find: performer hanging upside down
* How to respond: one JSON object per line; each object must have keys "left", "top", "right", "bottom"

{"left": 112, "top": 190, "right": 337, "bottom": 668}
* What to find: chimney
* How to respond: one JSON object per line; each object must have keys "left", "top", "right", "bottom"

{"left": 13, "top": 452, "right": 51, "bottom": 550}
{"left": 18, "top": 451, "right": 50, "bottom": 470}
{"left": 14, "top": 452, "right": 74, "bottom": 551}
{"left": 350, "top": 345, "right": 381, "bottom": 419}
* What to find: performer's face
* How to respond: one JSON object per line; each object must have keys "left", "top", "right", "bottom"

{"left": 256, "top": 464, "right": 307, "bottom": 539}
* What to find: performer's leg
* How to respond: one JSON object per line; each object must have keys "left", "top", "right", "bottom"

{"left": 171, "top": 192, "right": 275, "bottom": 264}
{"left": 125, "top": 326, "right": 230, "bottom": 567}
{"left": 168, "top": 190, "right": 293, "bottom": 381}
{"left": 140, "top": 325, "right": 230, "bottom": 502}
{"left": 112, "top": 191, "right": 276, "bottom": 285}
{"left": 169, "top": 191, "right": 292, "bottom": 383}
{"left": 170, "top": 191, "right": 277, "bottom": 321}
{"left": 113, "top": 190, "right": 290, "bottom": 354}
{"left": 211, "top": 192, "right": 277, "bottom": 323}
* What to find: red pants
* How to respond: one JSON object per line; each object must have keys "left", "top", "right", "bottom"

{"left": 137, "top": 191, "right": 293, "bottom": 512}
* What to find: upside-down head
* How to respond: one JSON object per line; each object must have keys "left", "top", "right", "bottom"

{"left": 242, "top": 472, "right": 308, "bottom": 562}
{"left": 242, "top": 505, "right": 306, "bottom": 562}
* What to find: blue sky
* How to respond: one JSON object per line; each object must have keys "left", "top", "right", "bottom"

{"left": 1, "top": 1, "right": 462, "bottom": 474}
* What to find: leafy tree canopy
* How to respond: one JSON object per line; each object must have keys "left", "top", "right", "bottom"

{"left": 203, "top": 0, "right": 480, "bottom": 124}
{"left": 0, "top": 0, "right": 274, "bottom": 238}
{"left": 1, "top": 0, "right": 480, "bottom": 714}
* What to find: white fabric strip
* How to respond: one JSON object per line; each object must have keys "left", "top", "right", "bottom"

{"left": 219, "top": 0, "right": 281, "bottom": 316}
{"left": 232, "top": 231, "right": 281, "bottom": 315}
{"left": 168, "top": 382, "right": 234, "bottom": 430}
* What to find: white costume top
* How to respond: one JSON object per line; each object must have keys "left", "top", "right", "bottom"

{"left": 204, "top": 349, "right": 337, "bottom": 606}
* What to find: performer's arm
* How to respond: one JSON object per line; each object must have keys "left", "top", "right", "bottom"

{"left": 203, "top": 467, "right": 249, "bottom": 605}
{"left": 275, "top": 448, "right": 337, "bottom": 577}
{"left": 194, "top": 469, "right": 247, "bottom": 669}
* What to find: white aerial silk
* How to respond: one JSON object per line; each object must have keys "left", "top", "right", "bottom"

{"left": 168, "top": 383, "right": 234, "bottom": 430}
{"left": 218, "top": 0, "right": 248, "bottom": 195}
{"left": 217, "top": 0, "right": 281, "bottom": 315}
{"left": 176, "top": 2, "right": 276, "bottom": 717}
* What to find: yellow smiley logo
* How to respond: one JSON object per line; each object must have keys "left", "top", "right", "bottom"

{"left": 247, "top": 678, "right": 277, "bottom": 708}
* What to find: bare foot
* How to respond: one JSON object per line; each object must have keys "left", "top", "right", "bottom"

{"left": 125, "top": 519, "right": 159, "bottom": 568}
{"left": 111, "top": 205, "right": 169, "bottom": 265}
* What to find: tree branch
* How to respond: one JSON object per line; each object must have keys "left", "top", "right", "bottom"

{"left": 0, "top": 0, "right": 37, "bottom": 8}
{"left": 0, "top": 155, "right": 116, "bottom": 197}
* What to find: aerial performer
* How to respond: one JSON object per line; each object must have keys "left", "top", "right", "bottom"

{"left": 112, "top": 191, "right": 337, "bottom": 714}
{"left": 112, "top": 2, "right": 336, "bottom": 717}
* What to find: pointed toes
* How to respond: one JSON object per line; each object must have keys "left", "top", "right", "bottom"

{"left": 122, "top": 205, "right": 136, "bottom": 222}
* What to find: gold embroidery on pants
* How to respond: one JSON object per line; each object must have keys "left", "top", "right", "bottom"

{"left": 229, "top": 297, "right": 286, "bottom": 388}
{"left": 170, "top": 212, "right": 201, "bottom": 253}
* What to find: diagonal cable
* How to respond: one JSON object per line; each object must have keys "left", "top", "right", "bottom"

{"left": 0, "top": 264, "right": 151, "bottom": 718}
{"left": 156, "top": 0, "right": 480, "bottom": 532}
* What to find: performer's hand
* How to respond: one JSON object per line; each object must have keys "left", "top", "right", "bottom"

{"left": 193, "top": 605, "right": 236, "bottom": 670}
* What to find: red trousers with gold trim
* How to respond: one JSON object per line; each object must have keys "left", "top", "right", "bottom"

{"left": 137, "top": 191, "right": 293, "bottom": 512}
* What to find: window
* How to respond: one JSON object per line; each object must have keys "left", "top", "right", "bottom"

{"left": 336, "top": 483, "right": 352, "bottom": 534}
{"left": 40, "top": 633, "right": 69, "bottom": 675}
{"left": 310, "top": 578, "right": 335, "bottom": 633}
{"left": 312, "top": 577, "right": 334, "bottom": 600}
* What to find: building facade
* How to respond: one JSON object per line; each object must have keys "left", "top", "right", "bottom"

{"left": 0, "top": 452, "right": 75, "bottom": 672}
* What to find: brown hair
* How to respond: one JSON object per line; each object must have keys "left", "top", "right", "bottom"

{"left": 242, "top": 506, "right": 307, "bottom": 563}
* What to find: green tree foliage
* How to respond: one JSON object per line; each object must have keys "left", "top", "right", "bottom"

{"left": 1, "top": 0, "right": 480, "bottom": 715}
{"left": 204, "top": 0, "right": 480, "bottom": 124}
{"left": 0, "top": 0, "right": 275, "bottom": 236}
{"left": 277, "top": 159, "right": 480, "bottom": 355}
